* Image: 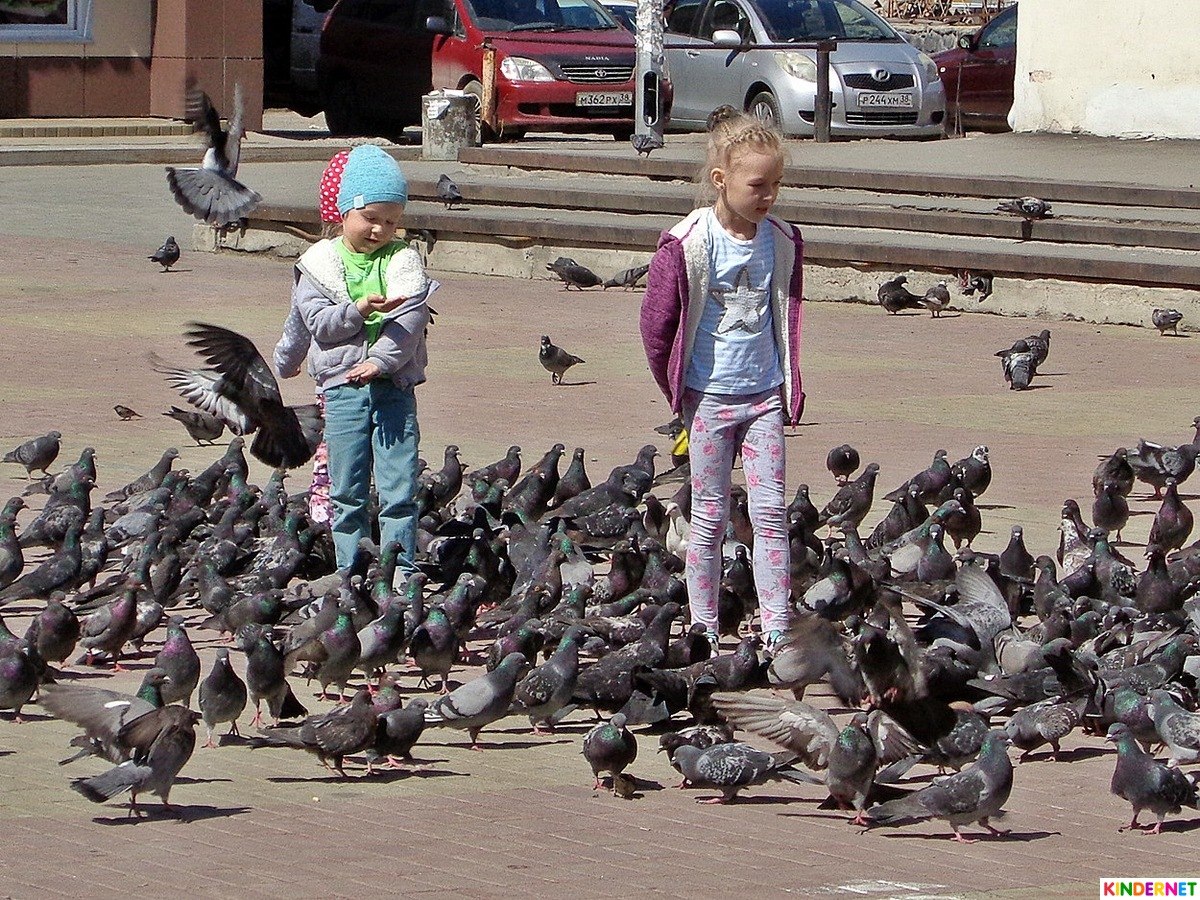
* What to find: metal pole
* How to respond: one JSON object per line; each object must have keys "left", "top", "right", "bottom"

{"left": 814, "top": 39, "right": 832, "bottom": 142}
{"left": 633, "top": 0, "right": 665, "bottom": 150}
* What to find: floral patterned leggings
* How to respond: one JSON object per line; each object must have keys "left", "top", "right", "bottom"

{"left": 683, "top": 388, "right": 791, "bottom": 636}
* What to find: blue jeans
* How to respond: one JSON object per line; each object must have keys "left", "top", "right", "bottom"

{"left": 323, "top": 380, "right": 419, "bottom": 576}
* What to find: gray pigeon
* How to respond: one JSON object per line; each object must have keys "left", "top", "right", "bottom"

{"left": 603, "top": 263, "right": 650, "bottom": 290}
{"left": 547, "top": 257, "right": 602, "bottom": 290}
{"left": 165, "top": 83, "right": 262, "bottom": 226}
{"left": 149, "top": 235, "right": 180, "bottom": 272}
{"left": 877, "top": 276, "right": 921, "bottom": 314}
{"left": 163, "top": 405, "right": 225, "bottom": 445}
{"left": 69, "top": 705, "right": 202, "bottom": 816}
{"left": 1152, "top": 308, "right": 1184, "bottom": 336}
{"left": 670, "top": 742, "right": 800, "bottom": 804}
{"left": 1147, "top": 690, "right": 1200, "bottom": 766}
{"left": 198, "top": 648, "right": 247, "bottom": 748}
{"left": 367, "top": 697, "right": 429, "bottom": 773}
{"left": 153, "top": 618, "right": 201, "bottom": 707}
{"left": 1107, "top": 722, "right": 1198, "bottom": 834}
{"left": 920, "top": 281, "right": 952, "bottom": 317}
{"left": 40, "top": 669, "right": 170, "bottom": 765}
{"left": 582, "top": 712, "right": 638, "bottom": 793}
{"left": 996, "top": 339, "right": 1037, "bottom": 391}
{"left": 424, "top": 651, "right": 529, "bottom": 749}
{"left": 516, "top": 627, "right": 586, "bottom": 733}
{"left": 3, "top": 431, "right": 61, "bottom": 479}
{"left": 253, "top": 688, "right": 376, "bottom": 777}
{"left": 539, "top": 335, "right": 585, "bottom": 385}
{"left": 630, "top": 132, "right": 663, "bottom": 157}
{"left": 996, "top": 197, "right": 1052, "bottom": 220}
{"left": 1004, "top": 698, "right": 1081, "bottom": 761}
{"left": 867, "top": 730, "right": 1014, "bottom": 843}
{"left": 436, "top": 174, "right": 463, "bottom": 209}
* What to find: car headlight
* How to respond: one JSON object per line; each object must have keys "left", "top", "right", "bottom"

{"left": 500, "top": 56, "right": 556, "bottom": 82}
{"left": 917, "top": 52, "right": 938, "bottom": 80}
{"left": 774, "top": 51, "right": 816, "bottom": 83}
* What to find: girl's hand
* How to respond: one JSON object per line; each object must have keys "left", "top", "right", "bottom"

{"left": 345, "top": 361, "right": 382, "bottom": 385}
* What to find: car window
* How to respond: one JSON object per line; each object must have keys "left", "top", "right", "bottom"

{"left": 665, "top": 0, "right": 703, "bottom": 34}
{"left": 468, "top": 0, "right": 615, "bottom": 29}
{"left": 337, "top": 0, "right": 416, "bottom": 26}
{"left": 699, "top": 0, "right": 751, "bottom": 40}
{"left": 978, "top": 5, "right": 1017, "bottom": 49}
{"left": 750, "top": 0, "right": 896, "bottom": 42}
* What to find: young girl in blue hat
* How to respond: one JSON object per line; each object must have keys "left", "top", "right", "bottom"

{"left": 275, "top": 145, "right": 434, "bottom": 579}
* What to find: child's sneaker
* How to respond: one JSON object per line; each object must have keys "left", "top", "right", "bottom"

{"left": 763, "top": 630, "right": 786, "bottom": 658}
{"left": 705, "top": 629, "right": 720, "bottom": 655}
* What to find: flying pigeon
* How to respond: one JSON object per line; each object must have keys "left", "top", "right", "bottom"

{"left": 149, "top": 236, "right": 180, "bottom": 272}
{"left": 165, "top": 83, "right": 262, "bottom": 226}
{"left": 547, "top": 257, "right": 602, "bottom": 290}
{"left": 436, "top": 174, "right": 463, "bottom": 209}
{"left": 539, "top": 335, "right": 585, "bottom": 385}
{"left": 113, "top": 405, "right": 142, "bottom": 421}
{"left": 996, "top": 197, "right": 1052, "bottom": 220}
{"left": 1152, "top": 308, "right": 1184, "bottom": 336}
{"left": 155, "top": 323, "right": 323, "bottom": 468}
{"left": 3, "top": 431, "right": 61, "bottom": 479}
{"left": 603, "top": 263, "right": 650, "bottom": 290}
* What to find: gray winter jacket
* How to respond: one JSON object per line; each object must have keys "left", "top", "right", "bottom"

{"left": 274, "top": 238, "right": 432, "bottom": 393}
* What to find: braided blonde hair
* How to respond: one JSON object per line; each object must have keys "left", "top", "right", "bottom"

{"left": 696, "top": 106, "right": 787, "bottom": 206}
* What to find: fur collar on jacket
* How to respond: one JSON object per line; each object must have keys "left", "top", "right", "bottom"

{"left": 295, "top": 238, "right": 429, "bottom": 305}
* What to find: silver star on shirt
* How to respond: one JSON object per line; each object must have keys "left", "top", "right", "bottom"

{"left": 711, "top": 266, "right": 767, "bottom": 334}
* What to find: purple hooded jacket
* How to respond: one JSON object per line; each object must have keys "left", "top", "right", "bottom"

{"left": 639, "top": 208, "right": 805, "bottom": 425}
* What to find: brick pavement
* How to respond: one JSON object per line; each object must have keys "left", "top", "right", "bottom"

{"left": 0, "top": 238, "right": 1198, "bottom": 897}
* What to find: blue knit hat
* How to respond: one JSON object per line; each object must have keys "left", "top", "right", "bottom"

{"left": 336, "top": 145, "right": 408, "bottom": 215}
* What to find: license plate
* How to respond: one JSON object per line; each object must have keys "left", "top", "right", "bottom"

{"left": 576, "top": 91, "right": 632, "bottom": 107}
{"left": 858, "top": 91, "right": 914, "bottom": 108}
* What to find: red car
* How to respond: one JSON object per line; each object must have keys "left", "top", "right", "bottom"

{"left": 933, "top": 3, "right": 1017, "bottom": 132}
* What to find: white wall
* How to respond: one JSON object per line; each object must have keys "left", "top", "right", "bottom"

{"left": 1011, "top": 0, "right": 1200, "bottom": 139}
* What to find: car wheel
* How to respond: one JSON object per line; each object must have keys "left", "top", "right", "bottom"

{"left": 322, "top": 78, "right": 368, "bottom": 137}
{"left": 462, "top": 81, "right": 498, "bottom": 144}
{"left": 747, "top": 91, "right": 782, "bottom": 131}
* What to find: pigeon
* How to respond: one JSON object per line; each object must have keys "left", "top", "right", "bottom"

{"left": 1152, "top": 308, "right": 1184, "bottom": 336}
{"left": 549, "top": 447, "right": 591, "bottom": 509}
{"left": 149, "top": 235, "right": 181, "bottom": 272}
{"left": 424, "top": 651, "right": 529, "bottom": 749}
{"left": 817, "top": 463, "right": 880, "bottom": 530}
{"left": 1107, "top": 722, "right": 1198, "bottom": 835}
{"left": 436, "top": 174, "right": 463, "bottom": 209}
{"left": 582, "top": 712, "right": 638, "bottom": 793}
{"left": 1146, "top": 690, "right": 1200, "bottom": 767}
{"left": 996, "top": 339, "right": 1037, "bottom": 390}
{"left": 409, "top": 606, "right": 459, "bottom": 693}
{"left": 1004, "top": 698, "right": 1081, "bottom": 761}
{"left": 29, "top": 595, "right": 80, "bottom": 665}
{"left": 539, "top": 335, "right": 585, "bottom": 385}
{"left": 0, "top": 523, "right": 84, "bottom": 605}
{"left": 153, "top": 618, "right": 201, "bottom": 707}
{"left": 630, "top": 132, "right": 663, "bottom": 157}
{"left": 165, "top": 82, "right": 262, "bottom": 226}
{"left": 159, "top": 322, "right": 324, "bottom": 468}
{"left": 1146, "top": 479, "right": 1193, "bottom": 553}
{"left": 670, "top": 742, "right": 801, "bottom": 804}
{"left": 825, "top": 444, "right": 860, "bottom": 485}
{"left": 253, "top": 689, "right": 376, "bottom": 777}
{"left": 877, "top": 275, "right": 922, "bottom": 314}
{"left": 198, "top": 648, "right": 248, "bottom": 748}
{"left": 3, "top": 431, "right": 61, "bottom": 479}
{"left": 515, "top": 626, "right": 586, "bottom": 733}
{"left": 547, "top": 257, "right": 602, "bottom": 290}
{"left": 996, "top": 197, "right": 1052, "bottom": 220}
{"left": 959, "top": 270, "right": 994, "bottom": 301}
{"left": 162, "top": 405, "right": 225, "bottom": 445}
{"left": 867, "top": 730, "right": 1014, "bottom": 843}
{"left": 1125, "top": 440, "right": 1199, "bottom": 499}
{"left": 113, "top": 405, "right": 142, "bottom": 420}
{"left": 69, "top": 704, "right": 202, "bottom": 816}
{"left": 40, "top": 669, "right": 171, "bottom": 765}
{"left": 920, "top": 281, "right": 952, "bottom": 317}
{"left": 77, "top": 578, "right": 138, "bottom": 669}
{"left": 1024, "top": 329, "right": 1052, "bottom": 367}
{"left": 238, "top": 625, "right": 308, "bottom": 727}
{"left": 604, "top": 263, "right": 650, "bottom": 290}
{"left": 0, "top": 643, "right": 39, "bottom": 722}
{"left": 367, "top": 697, "right": 429, "bottom": 772}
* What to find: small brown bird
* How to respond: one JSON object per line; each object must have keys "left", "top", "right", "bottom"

{"left": 113, "top": 405, "right": 142, "bottom": 421}
{"left": 539, "top": 335, "right": 585, "bottom": 385}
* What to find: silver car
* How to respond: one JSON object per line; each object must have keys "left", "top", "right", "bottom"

{"left": 664, "top": 0, "right": 945, "bottom": 137}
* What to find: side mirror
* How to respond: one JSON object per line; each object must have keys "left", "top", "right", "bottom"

{"left": 426, "top": 15, "right": 452, "bottom": 33}
{"left": 957, "top": 33, "right": 977, "bottom": 51}
{"left": 712, "top": 28, "right": 743, "bottom": 48}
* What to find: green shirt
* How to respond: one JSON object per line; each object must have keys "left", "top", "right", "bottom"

{"left": 334, "top": 238, "right": 408, "bottom": 345}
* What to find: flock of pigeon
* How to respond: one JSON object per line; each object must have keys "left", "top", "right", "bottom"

{"left": 1, "top": 395, "right": 1199, "bottom": 840}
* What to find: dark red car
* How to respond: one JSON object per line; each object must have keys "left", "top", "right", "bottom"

{"left": 933, "top": 3, "right": 1017, "bottom": 132}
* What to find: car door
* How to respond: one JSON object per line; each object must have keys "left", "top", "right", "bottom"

{"left": 663, "top": 0, "right": 708, "bottom": 125}
{"left": 959, "top": 4, "right": 1016, "bottom": 123}
{"left": 666, "top": 0, "right": 752, "bottom": 124}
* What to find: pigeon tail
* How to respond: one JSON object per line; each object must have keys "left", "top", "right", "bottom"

{"left": 165, "top": 167, "right": 262, "bottom": 226}
{"left": 71, "top": 760, "right": 152, "bottom": 802}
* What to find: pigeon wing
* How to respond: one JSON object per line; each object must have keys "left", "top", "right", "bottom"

{"left": 150, "top": 354, "right": 255, "bottom": 435}
{"left": 185, "top": 323, "right": 284, "bottom": 410}
{"left": 711, "top": 692, "right": 837, "bottom": 769}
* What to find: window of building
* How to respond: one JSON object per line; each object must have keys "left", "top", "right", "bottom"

{"left": 0, "top": 0, "right": 94, "bottom": 41}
